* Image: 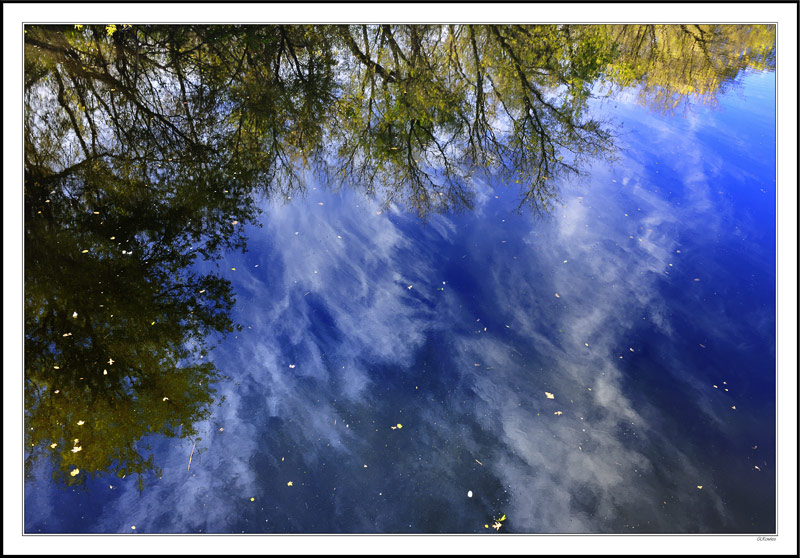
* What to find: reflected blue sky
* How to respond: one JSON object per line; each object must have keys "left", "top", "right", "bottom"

{"left": 23, "top": 71, "right": 776, "bottom": 534}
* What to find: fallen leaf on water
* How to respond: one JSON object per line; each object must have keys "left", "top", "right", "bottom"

{"left": 754, "top": 466, "right": 761, "bottom": 471}
{"left": 499, "top": 514, "right": 506, "bottom": 522}
{"left": 232, "top": 220, "right": 239, "bottom": 225}
{"left": 468, "top": 490, "right": 473, "bottom": 498}
{"left": 50, "top": 443, "right": 57, "bottom": 449}
{"left": 475, "top": 459, "right": 483, "bottom": 466}
{"left": 77, "top": 420, "right": 85, "bottom": 426}
{"left": 53, "top": 366, "right": 60, "bottom": 369}
{"left": 289, "top": 364, "right": 296, "bottom": 369}
{"left": 108, "top": 358, "right": 114, "bottom": 365}
{"left": 731, "top": 406, "right": 736, "bottom": 410}
{"left": 71, "top": 446, "right": 82, "bottom": 453}
{"left": 81, "top": 249, "right": 89, "bottom": 253}
{"left": 396, "top": 424, "right": 402, "bottom": 429}
{"left": 554, "top": 411, "right": 563, "bottom": 416}
{"left": 250, "top": 497, "right": 255, "bottom": 501}
{"left": 545, "top": 392, "right": 554, "bottom": 399}
{"left": 287, "top": 481, "right": 293, "bottom": 486}
{"left": 70, "top": 468, "right": 80, "bottom": 477}
{"left": 554, "top": 293, "right": 560, "bottom": 298}
{"left": 162, "top": 397, "right": 169, "bottom": 401}
{"left": 72, "top": 312, "right": 78, "bottom": 318}
{"left": 492, "top": 521, "right": 502, "bottom": 531}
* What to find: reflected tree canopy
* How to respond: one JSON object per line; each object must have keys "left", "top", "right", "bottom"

{"left": 23, "top": 24, "right": 775, "bottom": 488}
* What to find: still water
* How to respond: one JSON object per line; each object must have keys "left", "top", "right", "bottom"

{"left": 23, "top": 25, "right": 776, "bottom": 534}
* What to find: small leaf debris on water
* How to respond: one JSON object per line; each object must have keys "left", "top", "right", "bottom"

{"left": 554, "top": 411, "right": 563, "bottom": 416}
{"left": 287, "top": 481, "right": 293, "bottom": 486}
{"left": 72, "top": 312, "right": 78, "bottom": 318}
{"left": 250, "top": 497, "right": 255, "bottom": 501}
{"left": 697, "top": 485, "right": 703, "bottom": 489}
{"left": 467, "top": 490, "right": 473, "bottom": 498}
{"left": 554, "top": 293, "right": 560, "bottom": 298}
{"left": 545, "top": 392, "right": 555, "bottom": 399}
{"left": 70, "top": 468, "right": 80, "bottom": 477}
{"left": 289, "top": 364, "right": 296, "bottom": 369}
{"left": 77, "top": 420, "right": 85, "bottom": 426}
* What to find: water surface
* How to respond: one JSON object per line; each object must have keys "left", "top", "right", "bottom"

{"left": 23, "top": 24, "right": 776, "bottom": 535}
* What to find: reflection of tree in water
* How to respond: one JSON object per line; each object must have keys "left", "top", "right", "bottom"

{"left": 23, "top": 24, "right": 775, "bottom": 488}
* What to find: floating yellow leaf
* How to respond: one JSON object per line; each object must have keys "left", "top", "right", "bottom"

{"left": 545, "top": 392, "right": 554, "bottom": 399}
{"left": 77, "top": 420, "right": 85, "bottom": 426}
{"left": 499, "top": 514, "right": 506, "bottom": 522}
{"left": 70, "top": 468, "right": 80, "bottom": 477}
{"left": 492, "top": 520, "right": 502, "bottom": 531}
{"left": 287, "top": 481, "right": 293, "bottom": 486}
{"left": 396, "top": 424, "right": 403, "bottom": 429}
{"left": 554, "top": 411, "right": 563, "bottom": 416}
{"left": 697, "top": 485, "right": 703, "bottom": 489}
{"left": 81, "top": 249, "right": 89, "bottom": 253}
{"left": 250, "top": 497, "right": 255, "bottom": 501}
{"left": 554, "top": 293, "right": 560, "bottom": 298}
{"left": 71, "top": 446, "right": 82, "bottom": 453}
{"left": 50, "top": 443, "right": 58, "bottom": 449}
{"left": 72, "top": 312, "right": 78, "bottom": 318}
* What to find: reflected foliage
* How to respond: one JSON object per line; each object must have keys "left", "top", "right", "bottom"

{"left": 23, "top": 23, "right": 775, "bottom": 487}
